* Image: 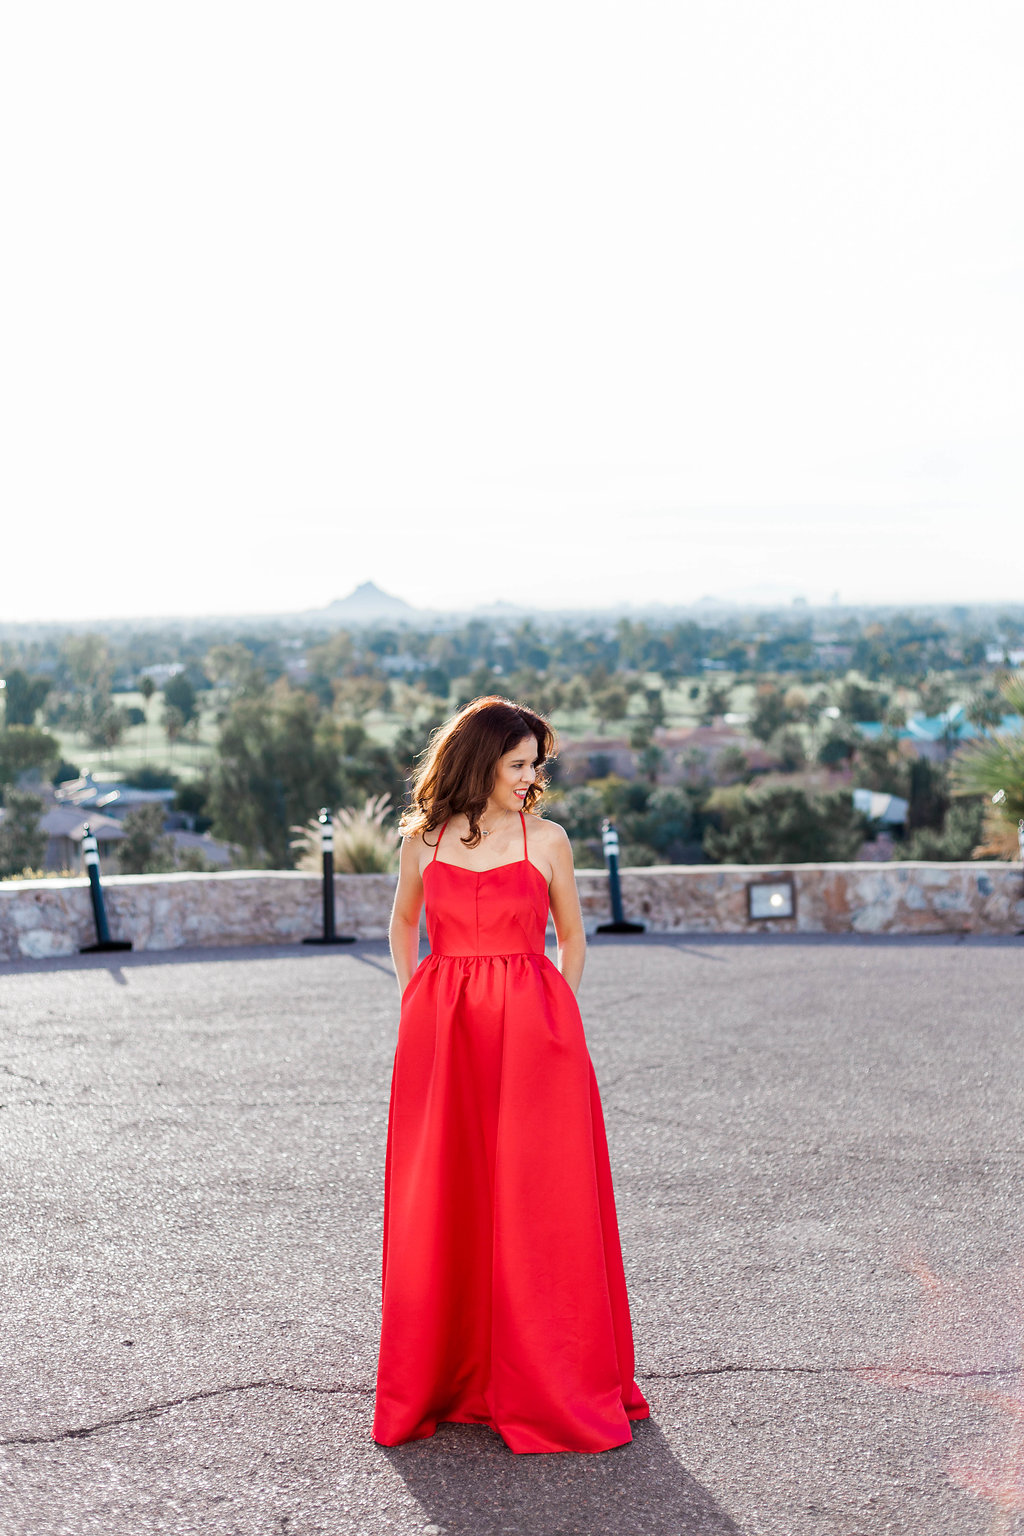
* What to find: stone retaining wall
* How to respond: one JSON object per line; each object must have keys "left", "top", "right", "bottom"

{"left": 1, "top": 863, "right": 1021, "bottom": 962}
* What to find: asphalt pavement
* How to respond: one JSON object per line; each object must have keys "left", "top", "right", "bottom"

{"left": 1, "top": 933, "right": 1023, "bottom": 1536}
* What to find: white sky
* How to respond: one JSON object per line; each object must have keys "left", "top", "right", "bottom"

{"left": 2, "top": 1, "right": 1022, "bottom": 622}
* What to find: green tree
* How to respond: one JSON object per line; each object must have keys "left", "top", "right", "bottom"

{"left": 117, "top": 804, "right": 177, "bottom": 874}
{"left": 1, "top": 670, "right": 51, "bottom": 726}
{"left": 907, "top": 757, "right": 948, "bottom": 832}
{"left": 122, "top": 766, "right": 178, "bottom": 789}
{"left": 768, "top": 726, "right": 807, "bottom": 773}
{"left": 715, "top": 746, "right": 751, "bottom": 783}
{"left": 592, "top": 687, "right": 629, "bottom": 733}
{"left": 965, "top": 685, "right": 1005, "bottom": 734}
{"left": 173, "top": 777, "right": 211, "bottom": 832}
{"left": 0, "top": 789, "right": 46, "bottom": 877}
{"left": 0, "top": 725, "right": 60, "bottom": 786}
{"left": 205, "top": 643, "right": 264, "bottom": 696}
{"left": 852, "top": 735, "right": 911, "bottom": 798}
{"left": 838, "top": 680, "right": 887, "bottom": 722}
{"left": 700, "top": 683, "right": 732, "bottom": 725}
{"left": 206, "top": 687, "right": 398, "bottom": 866}
{"left": 544, "top": 786, "right": 604, "bottom": 842}
{"left": 60, "top": 634, "right": 115, "bottom": 739}
{"left": 895, "top": 799, "right": 985, "bottom": 861}
{"left": 643, "top": 687, "right": 666, "bottom": 727}
{"left": 638, "top": 743, "right": 665, "bottom": 783}
{"left": 163, "top": 672, "right": 197, "bottom": 724}
{"left": 703, "top": 785, "right": 866, "bottom": 863}
{"left": 564, "top": 678, "right": 588, "bottom": 719}
{"left": 164, "top": 704, "right": 185, "bottom": 747}
{"left": 749, "top": 686, "right": 791, "bottom": 742}
{"left": 621, "top": 786, "right": 695, "bottom": 859}
{"left": 918, "top": 676, "right": 952, "bottom": 717}
{"left": 87, "top": 704, "right": 128, "bottom": 751}
{"left": 817, "top": 729, "right": 857, "bottom": 768}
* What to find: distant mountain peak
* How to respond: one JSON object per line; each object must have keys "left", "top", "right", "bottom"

{"left": 325, "top": 581, "right": 415, "bottom": 616}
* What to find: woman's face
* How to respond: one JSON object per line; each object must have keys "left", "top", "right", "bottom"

{"left": 489, "top": 733, "right": 540, "bottom": 812}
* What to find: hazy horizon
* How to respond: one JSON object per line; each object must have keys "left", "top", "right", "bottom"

{"left": 4, "top": 2, "right": 1021, "bottom": 623}
{"left": 5, "top": 579, "right": 1024, "bottom": 638}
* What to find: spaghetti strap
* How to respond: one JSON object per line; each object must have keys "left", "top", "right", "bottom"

{"left": 431, "top": 822, "right": 448, "bottom": 862}
{"left": 520, "top": 810, "right": 528, "bottom": 860}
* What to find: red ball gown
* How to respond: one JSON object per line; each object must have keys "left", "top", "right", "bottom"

{"left": 372, "top": 811, "right": 648, "bottom": 1454}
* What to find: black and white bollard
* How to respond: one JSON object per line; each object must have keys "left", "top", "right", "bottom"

{"left": 303, "top": 808, "right": 355, "bottom": 946}
{"left": 79, "top": 824, "right": 132, "bottom": 953}
{"left": 595, "top": 818, "right": 645, "bottom": 935}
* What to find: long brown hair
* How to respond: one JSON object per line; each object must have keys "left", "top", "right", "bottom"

{"left": 400, "top": 696, "right": 557, "bottom": 848}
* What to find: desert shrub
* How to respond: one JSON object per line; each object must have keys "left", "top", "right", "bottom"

{"left": 117, "top": 804, "right": 177, "bottom": 874}
{"left": 0, "top": 790, "right": 46, "bottom": 878}
{"left": 291, "top": 794, "right": 398, "bottom": 874}
{"left": 703, "top": 785, "right": 867, "bottom": 864}
{"left": 894, "top": 799, "right": 985, "bottom": 861}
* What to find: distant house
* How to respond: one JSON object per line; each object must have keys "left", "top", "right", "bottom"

{"left": 856, "top": 707, "right": 1022, "bottom": 760}
{"left": 165, "top": 830, "right": 239, "bottom": 868}
{"left": 48, "top": 775, "right": 239, "bottom": 868}
{"left": 653, "top": 726, "right": 775, "bottom": 783}
{"left": 813, "top": 641, "right": 855, "bottom": 668}
{"left": 380, "top": 652, "right": 427, "bottom": 674}
{"left": 7, "top": 805, "right": 127, "bottom": 873}
{"left": 54, "top": 774, "right": 176, "bottom": 821}
{"left": 557, "top": 737, "right": 638, "bottom": 785}
{"left": 852, "top": 788, "right": 909, "bottom": 825}
{"left": 138, "top": 663, "right": 185, "bottom": 688}
{"left": 284, "top": 656, "right": 310, "bottom": 683}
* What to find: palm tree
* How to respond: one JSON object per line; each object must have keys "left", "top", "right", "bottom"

{"left": 139, "top": 675, "right": 156, "bottom": 764}
{"left": 952, "top": 671, "right": 1024, "bottom": 857}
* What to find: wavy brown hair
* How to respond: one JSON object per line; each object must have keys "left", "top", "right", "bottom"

{"left": 400, "top": 696, "right": 557, "bottom": 849}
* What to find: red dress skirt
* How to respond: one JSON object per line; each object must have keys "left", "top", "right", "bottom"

{"left": 372, "top": 815, "right": 648, "bottom": 1454}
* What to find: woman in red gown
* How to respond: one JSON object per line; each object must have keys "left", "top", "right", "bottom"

{"left": 373, "top": 696, "right": 648, "bottom": 1454}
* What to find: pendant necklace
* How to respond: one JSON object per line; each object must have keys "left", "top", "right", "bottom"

{"left": 479, "top": 808, "right": 511, "bottom": 838}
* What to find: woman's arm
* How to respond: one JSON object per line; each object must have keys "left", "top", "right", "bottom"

{"left": 546, "top": 822, "right": 587, "bottom": 995}
{"left": 388, "top": 834, "right": 424, "bottom": 995}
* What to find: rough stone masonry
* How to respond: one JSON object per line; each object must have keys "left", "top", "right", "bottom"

{"left": 0, "top": 863, "right": 1022, "bottom": 962}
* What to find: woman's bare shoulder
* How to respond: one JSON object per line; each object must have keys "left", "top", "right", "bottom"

{"left": 400, "top": 829, "right": 433, "bottom": 871}
{"left": 528, "top": 813, "right": 571, "bottom": 851}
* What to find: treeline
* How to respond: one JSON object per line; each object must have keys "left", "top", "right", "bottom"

{"left": 3, "top": 604, "right": 1023, "bottom": 700}
{"left": 2, "top": 614, "right": 1022, "bottom": 875}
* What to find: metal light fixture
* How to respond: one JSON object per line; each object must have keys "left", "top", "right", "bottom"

{"left": 747, "top": 877, "right": 796, "bottom": 922}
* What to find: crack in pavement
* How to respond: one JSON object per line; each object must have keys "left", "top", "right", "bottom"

{"left": 9, "top": 1360, "right": 1018, "bottom": 1449}
{"left": 0, "top": 1100, "right": 373, "bottom": 1111}
{"left": 639, "top": 1361, "right": 1024, "bottom": 1381}
{"left": 0, "top": 1064, "right": 49, "bottom": 1087}
{"left": 0, "top": 1378, "right": 375, "bottom": 1447}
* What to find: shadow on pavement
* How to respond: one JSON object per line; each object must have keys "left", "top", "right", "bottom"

{"left": 4, "top": 928, "right": 1017, "bottom": 979}
{"left": 381, "top": 1416, "right": 743, "bottom": 1536}
{"left": 0, "top": 938, "right": 394, "bottom": 976}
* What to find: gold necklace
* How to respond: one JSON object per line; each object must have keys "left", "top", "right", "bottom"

{"left": 479, "top": 807, "right": 511, "bottom": 838}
